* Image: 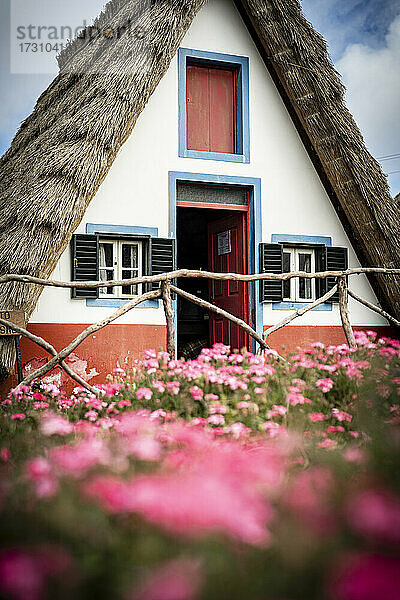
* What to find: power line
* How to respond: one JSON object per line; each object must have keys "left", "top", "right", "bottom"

{"left": 386, "top": 170, "right": 400, "bottom": 175}
{"left": 377, "top": 152, "right": 400, "bottom": 161}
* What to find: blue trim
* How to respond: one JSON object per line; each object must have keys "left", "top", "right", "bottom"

{"left": 87, "top": 298, "right": 159, "bottom": 309}
{"left": 86, "top": 223, "right": 158, "bottom": 237}
{"left": 178, "top": 48, "right": 250, "bottom": 164}
{"left": 169, "top": 171, "right": 262, "bottom": 353}
{"left": 85, "top": 223, "right": 159, "bottom": 309}
{"left": 272, "top": 301, "right": 332, "bottom": 312}
{"left": 271, "top": 234, "right": 332, "bottom": 246}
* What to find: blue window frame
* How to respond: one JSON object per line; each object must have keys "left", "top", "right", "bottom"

{"left": 178, "top": 48, "right": 250, "bottom": 163}
{"left": 85, "top": 223, "right": 159, "bottom": 309}
{"left": 270, "top": 234, "right": 333, "bottom": 311}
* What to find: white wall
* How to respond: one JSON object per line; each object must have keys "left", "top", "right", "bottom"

{"left": 31, "top": 0, "right": 388, "bottom": 328}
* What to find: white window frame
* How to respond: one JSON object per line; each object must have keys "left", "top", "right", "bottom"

{"left": 99, "top": 239, "right": 142, "bottom": 298}
{"left": 282, "top": 247, "right": 315, "bottom": 302}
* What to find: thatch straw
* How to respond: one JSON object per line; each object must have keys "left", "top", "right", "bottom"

{"left": 0, "top": 0, "right": 399, "bottom": 377}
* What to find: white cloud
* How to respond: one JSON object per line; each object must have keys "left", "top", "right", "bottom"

{"left": 336, "top": 15, "right": 400, "bottom": 193}
{"left": 337, "top": 15, "right": 400, "bottom": 153}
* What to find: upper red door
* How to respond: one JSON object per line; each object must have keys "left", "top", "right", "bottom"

{"left": 186, "top": 63, "right": 237, "bottom": 154}
{"left": 208, "top": 213, "right": 249, "bottom": 351}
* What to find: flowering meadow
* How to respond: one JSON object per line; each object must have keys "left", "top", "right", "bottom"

{"left": 0, "top": 330, "right": 400, "bottom": 600}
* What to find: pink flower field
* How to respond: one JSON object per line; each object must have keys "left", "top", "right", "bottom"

{"left": 0, "top": 331, "right": 399, "bottom": 599}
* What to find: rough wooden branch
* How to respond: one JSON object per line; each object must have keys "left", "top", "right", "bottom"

{"left": 0, "top": 317, "right": 100, "bottom": 395}
{"left": 15, "top": 289, "right": 162, "bottom": 390}
{"left": 1, "top": 267, "right": 399, "bottom": 290}
{"left": 161, "top": 280, "right": 175, "bottom": 357}
{"left": 338, "top": 276, "right": 356, "bottom": 347}
{"left": 264, "top": 284, "right": 338, "bottom": 339}
{"left": 348, "top": 289, "right": 400, "bottom": 328}
{"left": 170, "top": 284, "right": 269, "bottom": 353}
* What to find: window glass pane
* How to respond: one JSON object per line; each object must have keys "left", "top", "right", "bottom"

{"left": 282, "top": 252, "right": 291, "bottom": 299}
{"left": 298, "top": 253, "right": 312, "bottom": 300}
{"left": 122, "top": 244, "right": 138, "bottom": 269}
{"left": 122, "top": 269, "right": 139, "bottom": 296}
{"left": 99, "top": 243, "right": 114, "bottom": 268}
{"left": 99, "top": 269, "right": 114, "bottom": 295}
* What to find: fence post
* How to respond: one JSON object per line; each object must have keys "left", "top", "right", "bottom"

{"left": 161, "top": 279, "right": 175, "bottom": 358}
{"left": 338, "top": 275, "right": 356, "bottom": 347}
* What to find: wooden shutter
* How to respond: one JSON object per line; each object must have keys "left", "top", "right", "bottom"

{"left": 315, "top": 246, "right": 327, "bottom": 299}
{"left": 259, "top": 243, "right": 283, "bottom": 302}
{"left": 326, "top": 246, "right": 348, "bottom": 303}
{"left": 186, "top": 63, "right": 237, "bottom": 154}
{"left": 71, "top": 234, "right": 99, "bottom": 299}
{"left": 151, "top": 238, "right": 176, "bottom": 291}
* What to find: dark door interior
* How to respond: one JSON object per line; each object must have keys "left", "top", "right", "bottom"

{"left": 176, "top": 206, "right": 249, "bottom": 359}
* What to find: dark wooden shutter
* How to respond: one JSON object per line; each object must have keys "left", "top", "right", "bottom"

{"left": 326, "top": 246, "right": 348, "bottom": 303}
{"left": 71, "top": 234, "right": 99, "bottom": 299}
{"left": 259, "top": 243, "right": 283, "bottom": 302}
{"left": 151, "top": 238, "right": 176, "bottom": 290}
{"left": 315, "top": 246, "right": 327, "bottom": 299}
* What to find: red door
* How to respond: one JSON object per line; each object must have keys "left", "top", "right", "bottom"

{"left": 208, "top": 213, "right": 249, "bottom": 350}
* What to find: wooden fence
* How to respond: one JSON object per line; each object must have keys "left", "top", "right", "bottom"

{"left": 0, "top": 267, "right": 399, "bottom": 396}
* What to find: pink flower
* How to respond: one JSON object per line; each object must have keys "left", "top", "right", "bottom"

{"left": 318, "top": 438, "right": 338, "bottom": 449}
{"left": 254, "top": 387, "right": 266, "bottom": 395}
{"left": 332, "top": 408, "right": 352, "bottom": 422}
{"left": 130, "top": 558, "right": 202, "bottom": 600}
{"left": 152, "top": 381, "right": 166, "bottom": 394}
{"left": 309, "top": 412, "right": 326, "bottom": 422}
{"left": 224, "top": 422, "right": 252, "bottom": 439}
{"left": 0, "top": 550, "right": 43, "bottom": 600}
{"left": 205, "top": 393, "right": 219, "bottom": 402}
{"left": 84, "top": 410, "right": 98, "bottom": 422}
{"left": 286, "top": 392, "right": 310, "bottom": 406}
{"left": 343, "top": 447, "right": 365, "bottom": 464}
{"left": 166, "top": 382, "right": 180, "bottom": 395}
{"left": 267, "top": 405, "right": 287, "bottom": 418}
{"left": 11, "top": 413, "right": 25, "bottom": 421}
{"left": 0, "top": 448, "right": 10, "bottom": 462}
{"left": 262, "top": 421, "right": 287, "bottom": 437}
{"left": 326, "top": 425, "right": 345, "bottom": 434}
{"left": 189, "top": 386, "right": 203, "bottom": 401}
{"left": 136, "top": 387, "right": 153, "bottom": 401}
{"left": 347, "top": 489, "right": 400, "bottom": 545}
{"left": 117, "top": 400, "right": 132, "bottom": 408}
{"left": 331, "top": 554, "right": 400, "bottom": 600}
{"left": 316, "top": 378, "right": 334, "bottom": 393}
{"left": 207, "top": 414, "right": 225, "bottom": 426}
{"left": 40, "top": 413, "right": 73, "bottom": 436}
{"left": 209, "top": 404, "right": 226, "bottom": 414}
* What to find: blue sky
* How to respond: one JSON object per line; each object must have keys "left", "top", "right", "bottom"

{"left": 1, "top": 0, "right": 399, "bottom": 195}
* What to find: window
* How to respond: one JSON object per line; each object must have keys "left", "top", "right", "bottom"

{"left": 282, "top": 247, "right": 315, "bottom": 301}
{"left": 186, "top": 62, "right": 238, "bottom": 154}
{"left": 178, "top": 49, "right": 250, "bottom": 163}
{"left": 99, "top": 239, "right": 142, "bottom": 297}
{"left": 71, "top": 232, "right": 175, "bottom": 303}
{"left": 259, "top": 239, "right": 348, "bottom": 307}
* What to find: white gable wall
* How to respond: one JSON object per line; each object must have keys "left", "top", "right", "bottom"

{"left": 31, "top": 0, "right": 388, "bottom": 329}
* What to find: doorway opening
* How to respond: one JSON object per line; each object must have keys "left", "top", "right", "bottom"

{"left": 176, "top": 196, "right": 250, "bottom": 360}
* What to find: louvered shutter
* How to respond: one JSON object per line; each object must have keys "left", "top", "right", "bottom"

{"left": 326, "top": 246, "right": 348, "bottom": 303}
{"left": 151, "top": 238, "right": 176, "bottom": 290}
{"left": 259, "top": 243, "right": 283, "bottom": 302}
{"left": 315, "top": 246, "right": 327, "bottom": 299}
{"left": 71, "top": 234, "right": 99, "bottom": 299}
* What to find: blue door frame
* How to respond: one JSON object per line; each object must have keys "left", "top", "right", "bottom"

{"left": 168, "top": 171, "right": 262, "bottom": 353}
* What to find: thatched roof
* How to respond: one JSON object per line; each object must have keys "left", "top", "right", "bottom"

{"left": 0, "top": 0, "right": 399, "bottom": 377}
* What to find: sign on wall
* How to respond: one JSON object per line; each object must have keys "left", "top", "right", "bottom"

{"left": 0, "top": 310, "right": 26, "bottom": 336}
{"left": 217, "top": 231, "right": 231, "bottom": 255}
